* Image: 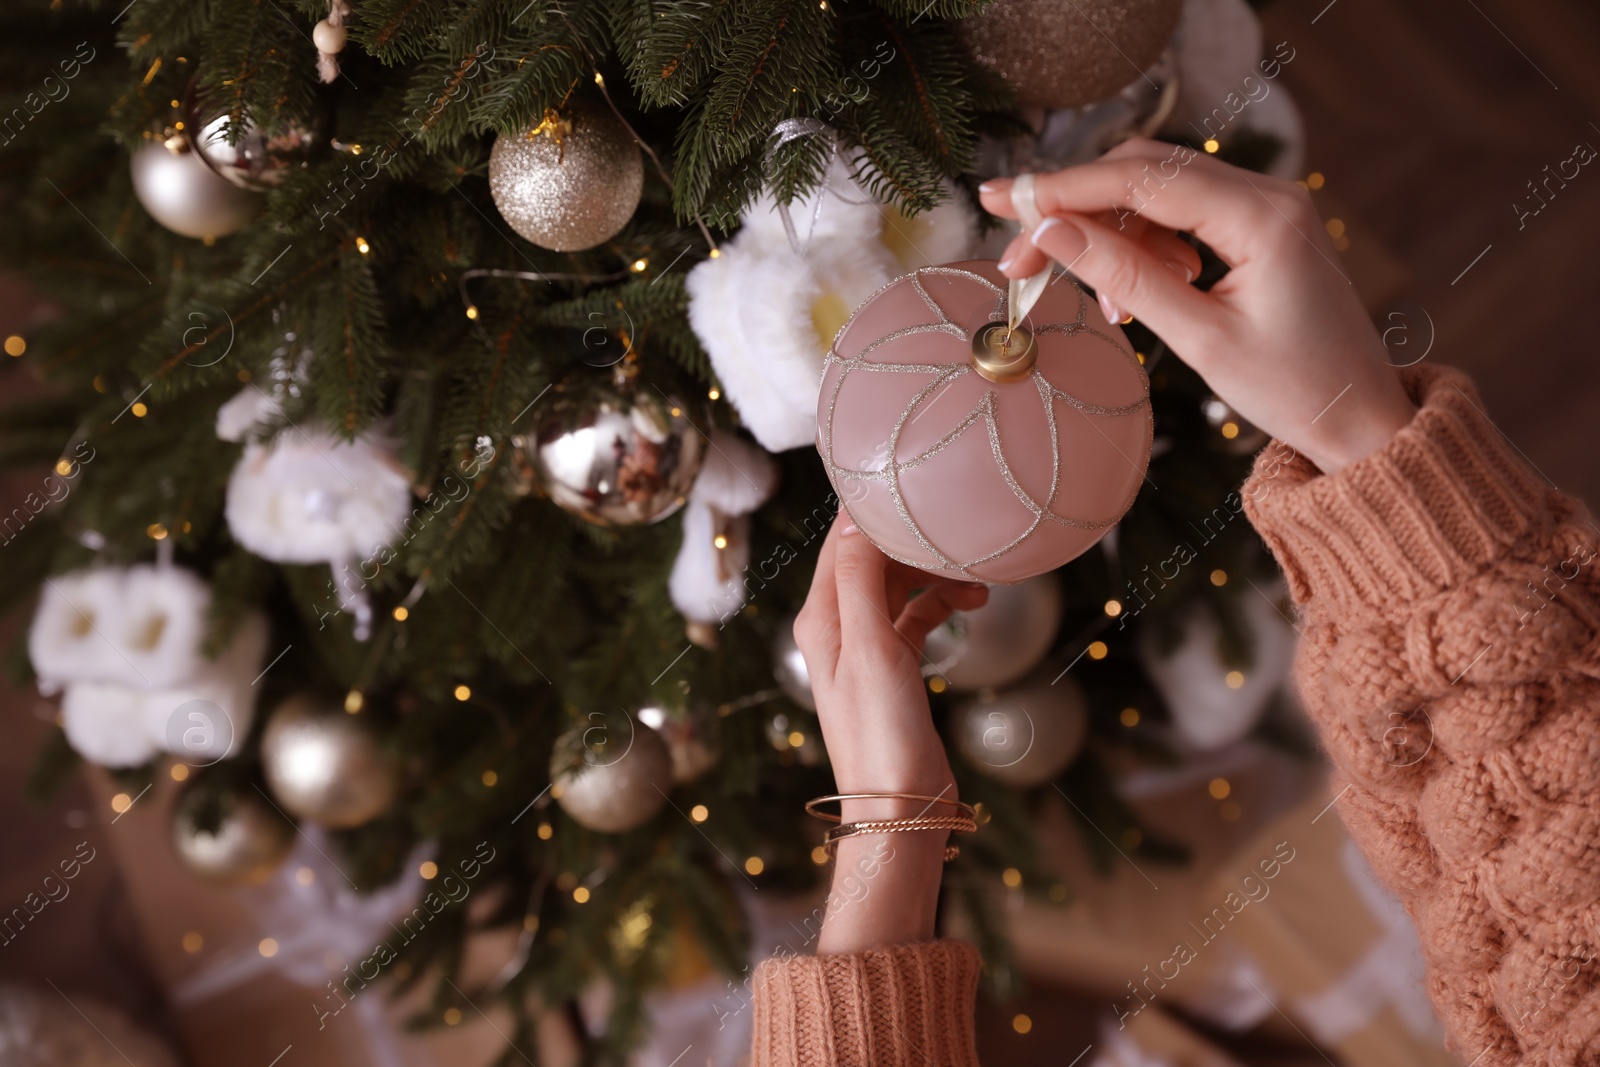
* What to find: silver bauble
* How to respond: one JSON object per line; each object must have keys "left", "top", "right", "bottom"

{"left": 191, "top": 109, "right": 318, "bottom": 190}
{"left": 130, "top": 138, "right": 261, "bottom": 239}
{"left": 951, "top": 675, "right": 1089, "bottom": 787}
{"left": 488, "top": 99, "right": 644, "bottom": 252}
{"left": 0, "top": 984, "right": 183, "bottom": 1067}
{"left": 551, "top": 718, "right": 673, "bottom": 833}
{"left": 771, "top": 616, "right": 815, "bottom": 710}
{"left": 170, "top": 785, "right": 294, "bottom": 884}
{"left": 924, "top": 575, "right": 1063, "bottom": 692}
{"left": 261, "top": 693, "right": 400, "bottom": 828}
{"left": 532, "top": 384, "right": 705, "bottom": 525}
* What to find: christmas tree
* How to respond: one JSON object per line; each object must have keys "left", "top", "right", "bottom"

{"left": 0, "top": 0, "right": 1291, "bottom": 1059}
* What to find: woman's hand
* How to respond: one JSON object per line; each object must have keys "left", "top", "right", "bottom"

{"left": 793, "top": 518, "right": 988, "bottom": 954}
{"left": 979, "top": 139, "right": 1416, "bottom": 475}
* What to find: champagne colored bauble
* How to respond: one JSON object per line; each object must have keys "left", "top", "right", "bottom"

{"left": 0, "top": 984, "right": 182, "bottom": 1067}
{"left": 819, "top": 262, "right": 1152, "bottom": 583}
{"left": 771, "top": 617, "right": 815, "bottom": 711}
{"left": 170, "top": 785, "right": 293, "bottom": 884}
{"left": 190, "top": 109, "right": 319, "bottom": 190}
{"left": 488, "top": 99, "right": 644, "bottom": 252}
{"left": 961, "top": 0, "right": 1184, "bottom": 110}
{"left": 925, "top": 574, "right": 1063, "bottom": 691}
{"left": 531, "top": 383, "right": 706, "bottom": 525}
{"left": 131, "top": 139, "right": 261, "bottom": 239}
{"left": 551, "top": 718, "right": 673, "bottom": 833}
{"left": 261, "top": 693, "right": 400, "bottom": 828}
{"left": 951, "top": 675, "right": 1089, "bottom": 787}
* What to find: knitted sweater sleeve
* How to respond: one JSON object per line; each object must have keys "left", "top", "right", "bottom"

{"left": 749, "top": 939, "right": 983, "bottom": 1067}
{"left": 1243, "top": 364, "right": 1600, "bottom": 1065}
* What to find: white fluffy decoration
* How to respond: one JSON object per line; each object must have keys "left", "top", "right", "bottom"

{"left": 670, "top": 430, "right": 779, "bottom": 627}
{"left": 29, "top": 566, "right": 270, "bottom": 768}
{"left": 1138, "top": 587, "right": 1295, "bottom": 751}
{"left": 690, "top": 429, "right": 780, "bottom": 515}
{"left": 670, "top": 501, "right": 753, "bottom": 627}
{"left": 686, "top": 169, "right": 977, "bottom": 452}
{"left": 225, "top": 428, "right": 412, "bottom": 564}
{"left": 215, "top": 385, "right": 285, "bottom": 442}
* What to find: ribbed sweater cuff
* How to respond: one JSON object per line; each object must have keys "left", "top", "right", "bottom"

{"left": 750, "top": 939, "right": 982, "bottom": 1067}
{"left": 1243, "top": 365, "right": 1552, "bottom": 614}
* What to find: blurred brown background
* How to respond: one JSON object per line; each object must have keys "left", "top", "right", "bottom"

{"left": 1, "top": 1, "right": 1595, "bottom": 1063}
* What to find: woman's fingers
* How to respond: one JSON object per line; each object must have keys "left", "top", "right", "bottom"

{"left": 793, "top": 517, "right": 847, "bottom": 680}
{"left": 979, "top": 143, "right": 1299, "bottom": 270}
{"left": 831, "top": 522, "right": 901, "bottom": 652}
{"left": 999, "top": 210, "right": 1201, "bottom": 294}
{"left": 894, "top": 583, "right": 988, "bottom": 654}
{"left": 1029, "top": 212, "right": 1221, "bottom": 349}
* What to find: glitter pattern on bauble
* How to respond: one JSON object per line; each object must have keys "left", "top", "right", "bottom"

{"left": 961, "top": 0, "right": 1184, "bottom": 110}
{"left": 488, "top": 98, "right": 644, "bottom": 252}
{"left": 551, "top": 717, "right": 673, "bottom": 833}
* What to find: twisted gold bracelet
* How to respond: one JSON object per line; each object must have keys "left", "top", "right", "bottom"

{"left": 822, "top": 814, "right": 976, "bottom": 862}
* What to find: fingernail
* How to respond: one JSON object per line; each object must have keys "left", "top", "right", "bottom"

{"left": 997, "top": 256, "right": 1014, "bottom": 272}
{"left": 841, "top": 523, "right": 859, "bottom": 537}
{"left": 1011, "top": 173, "right": 1042, "bottom": 231}
{"left": 979, "top": 178, "right": 1011, "bottom": 195}
{"left": 1165, "top": 259, "right": 1196, "bottom": 283}
{"left": 1098, "top": 291, "right": 1124, "bottom": 326}
{"left": 1030, "top": 217, "right": 1088, "bottom": 268}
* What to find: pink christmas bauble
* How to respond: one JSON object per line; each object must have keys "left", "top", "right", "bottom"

{"left": 817, "top": 261, "right": 1151, "bottom": 583}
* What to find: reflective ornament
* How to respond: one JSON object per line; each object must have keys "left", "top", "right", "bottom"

{"left": 131, "top": 138, "right": 261, "bottom": 239}
{"left": 961, "top": 0, "right": 1184, "bottom": 110}
{"left": 771, "top": 616, "right": 815, "bottom": 710}
{"left": 190, "top": 108, "right": 319, "bottom": 190}
{"left": 488, "top": 99, "right": 644, "bottom": 252}
{"left": 819, "top": 262, "right": 1151, "bottom": 583}
{"left": 261, "top": 693, "right": 400, "bottom": 828}
{"left": 0, "top": 984, "right": 182, "bottom": 1067}
{"left": 532, "top": 383, "right": 705, "bottom": 525}
{"left": 950, "top": 675, "right": 1088, "bottom": 787}
{"left": 551, "top": 717, "right": 673, "bottom": 833}
{"left": 171, "top": 784, "right": 293, "bottom": 884}
{"left": 925, "top": 574, "right": 1063, "bottom": 691}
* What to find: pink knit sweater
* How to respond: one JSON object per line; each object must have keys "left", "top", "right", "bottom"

{"left": 753, "top": 365, "right": 1600, "bottom": 1066}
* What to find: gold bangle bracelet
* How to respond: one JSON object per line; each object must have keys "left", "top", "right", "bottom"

{"left": 805, "top": 792, "right": 976, "bottom": 824}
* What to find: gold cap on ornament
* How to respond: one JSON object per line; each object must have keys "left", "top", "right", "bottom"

{"left": 971, "top": 321, "right": 1038, "bottom": 384}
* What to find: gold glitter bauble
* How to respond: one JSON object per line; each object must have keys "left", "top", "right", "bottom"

{"left": 961, "top": 0, "right": 1184, "bottom": 109}
{"left": 550, "top": 716, "right": 673, "bottom": 833}
{"left": 171, "top": 785, "right": 294, "bottom": 884}
{"left": 488, "top": 98, "right": 644, "bottom": 252}
{"left": 261, "top": 693, "right": 400, "bottom": 828}
{"left": 950, "top": 675, "right": 1088, "bottom": 787}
